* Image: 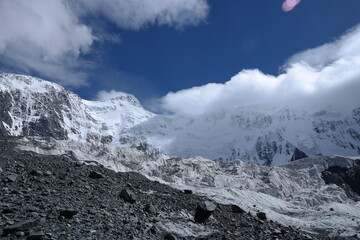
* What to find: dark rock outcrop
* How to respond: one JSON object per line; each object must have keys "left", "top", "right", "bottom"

{"left": 60, "top": 210, "right": 79, "bottom": 219}
{"left": 89, "top": 171, "right": 104, "bottom": 179}
{"left": 0, "top": 91, "right": 13, "bottom": 137}
{"left": 256, "top": 212, "right": 267, "bottom": 221}
{"left": 194, "top": 201, "right": 216, "bottom": 223}
{"left": 290, "top": 147, "right": 308, "bottom": 162}
{"left": 119, "top": 188, "right": 136, "bottom": 203}
{"left": 231, "top": 204, "right": 245, "bottom": 214}
{"left": 321, "top": 160, "right": 360, "bottom": 201}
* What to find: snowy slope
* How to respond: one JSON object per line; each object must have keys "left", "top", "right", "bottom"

{"left": 120, "top": 106, "right": 360, "bottom": 166}
{"left": 16, "top": 137, "right": 360, "bottom": 237}
{"left": 1, "top": 73, "right": 359, "bottom": 166}
{"left": 0, "top": 73, "right": 154, "bottom": 144}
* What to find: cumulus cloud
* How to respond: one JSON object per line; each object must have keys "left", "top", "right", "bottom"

{"left": 161, "top": 24, "right": 360, "bottom": 115}
{"left": 0, "top": 0, "right": 94, "bottom": 86}
{"left": 0, "top": 0, "right": 209, "bottom": 86}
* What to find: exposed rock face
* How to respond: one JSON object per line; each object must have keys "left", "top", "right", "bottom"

{"left": 0, "top": 136, "right": 349, "bottom": 240}
{"left": 321, "top": 160, "right": 360, "bottom": 201}
{"left": 290, "top": 147, "right": 308, "bottom": 162}
{"left": 0, "top": 91, "right": 12, "bottom": 136}
{"left": 0, "top": 73, "right": 153, "bottom": 144}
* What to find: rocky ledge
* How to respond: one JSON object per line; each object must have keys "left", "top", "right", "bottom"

{"left": 0, "top": 137, "right": 355, "bottom": 240}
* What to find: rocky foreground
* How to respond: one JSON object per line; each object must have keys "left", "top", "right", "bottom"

{"left": 0, "top": 137, "right": 357, "bottom": 240}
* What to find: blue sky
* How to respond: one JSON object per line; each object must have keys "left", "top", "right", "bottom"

{"left": 1, "top": 0, "right": 360, "bottom": 112}
{"left": 85, "top": 0, "right": 360, "bottom": 102}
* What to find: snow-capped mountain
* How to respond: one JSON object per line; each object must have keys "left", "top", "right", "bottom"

{"left": 0, "top": 73, "right": 153, "bottom": 144}
{"left": 1, "top": 73, "right": 359, "bottom": 166}
{"left": 121, "top": 106, "right": 360, "bottom": 166}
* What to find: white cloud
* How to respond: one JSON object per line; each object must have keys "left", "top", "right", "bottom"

{"left": 0, "top": 0, "right": 94, "bottom": 86}
{"left": 96, "top": 90, "right": 134, "bottom": 101}
{"left": 71, "top": 0, "right": 209, "bottom": 30}
{"left": 161, "top": 24, "right": 360, "bottom": 115}
{"left": 0, "top": 0, "right": 209, "bottom": 86}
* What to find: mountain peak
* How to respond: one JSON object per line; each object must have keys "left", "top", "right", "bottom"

{"left": 0, "top": 73, "right": 64, "bottom": 93}
{"left": 0, "top": 73, "right": 153, "bottom": 144}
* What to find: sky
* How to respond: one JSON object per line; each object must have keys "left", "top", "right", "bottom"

{"left": 0, "top": 0, "right": 360, "bottom": 114}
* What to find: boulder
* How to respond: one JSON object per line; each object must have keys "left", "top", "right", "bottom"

{"left": 89, "top": 171, "right": 104, "bottom": 179}
{"left": 194, "top": 201, "right": 216, "bottom": 223}
{"left": 27, "top": 231, "right": 45, "bottom": 240}
{"left": 60, "top": 209, "right": 79, "bottom": 219}
{"left": 231, "top": 204, "right": 245, "bottom": 214}
{"left": 184, "top": 189, "right": 193, "bottom": 194}
{"left": 120, "top": 188, "right": 136, "bottom": 203}
{"left": 30, "top": 170, "right": 43, "bottom": 176}
{"left": 6, "top": 173, "right": 18, "bottom": 182}
{"left": 2, "top": 219, "right": 40, "bottom": 236}
{"left": 256, "top": 212, "right": 267, "bottom": 220}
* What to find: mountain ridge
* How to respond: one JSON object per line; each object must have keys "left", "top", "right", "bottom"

{"left": 1, "top": 73, "right": 359, "bottom": 166}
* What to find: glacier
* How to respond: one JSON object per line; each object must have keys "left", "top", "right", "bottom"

{"left": 15, "top": 136, "right": 360, "bottom": 237}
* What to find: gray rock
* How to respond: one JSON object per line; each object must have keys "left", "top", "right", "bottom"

{"left": 184, "top": 189, "right": 193, "bottom": 194}
{"left": 30, "top": 170, "right": 43, "bottom": 176}
{"left": 2, "top": 208, "right": 16, "bottom": 214}
{"left": 257, "top": 212, "right": 267, "bottom": 220}
{"left": 27, "top": 231, "right": 45, "bottom": 240}
{"left": 89, "top": 171, "right": 104, "bottom": 179}
{"left": 231, "top": 204, "right": 245, "bottom": 213}
{"left": 15, "top": 231, "right": 25, "bottom": 237}
{"left": 120, "top": 188, "right": 136, "bottom": 203}
{"left": 60, "top": 209, "right": 79, "bottom": 219}
{"left": 194, "top": 201, "right": 216, "bottom": 223}
{"left": 144, "top": 203, "right": 156, "bottom": 214}
{"left": 2, "top": 219, "right": 40, "bottom": 236}
{"left": 6, "top": 173, "right": 18, "bottom": 182}
{"left": 164, "top": 233, "right": 177, "bottom": 240}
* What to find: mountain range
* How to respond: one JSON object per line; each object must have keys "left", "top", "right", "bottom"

{"left": 1, "top": 73, "right": 360, "bottom": 238}
{"left": 1, "top": 73, "right": 359, "bottom": 166}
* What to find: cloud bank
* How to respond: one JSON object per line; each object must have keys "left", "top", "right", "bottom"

{"left": 0, "top": 0, "right": 209, "bottom": 86}
{"left": 161, "top": 24, "right": 360, "bottom": 115}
